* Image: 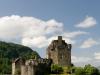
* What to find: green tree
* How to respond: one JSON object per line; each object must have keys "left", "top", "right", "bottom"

{"left": 74, "top": 67, "right": 86, "bottom": 75}
{"left": 51, "top": 64, "right": 63, "bottom": 74}
{"left": 84, "top": 64, "right": 100, "bottom": 75}
{"left": 73, "top": 64, "right": 100, "bottom": 75}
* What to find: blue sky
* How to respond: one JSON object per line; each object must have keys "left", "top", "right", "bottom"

{"left": 0, "top": 0, "right": 100, "bottom": 66}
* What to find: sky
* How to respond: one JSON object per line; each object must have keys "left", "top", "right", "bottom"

{"left": 0, "top": 0, "right": 100, "bottom": 66}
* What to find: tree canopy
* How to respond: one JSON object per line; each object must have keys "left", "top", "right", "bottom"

{"left": 72, "top": 64, "right": 100, "bottom": 75}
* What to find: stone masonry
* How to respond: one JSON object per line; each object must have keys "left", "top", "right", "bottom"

{"left": 12, "top": 58, "right": 52, "bottom": 75}
{"left": 12, "top": 36, "right": 71, "bottom": 75}
{"left": 47, "top": 36, "right": 72, "bottom": 66}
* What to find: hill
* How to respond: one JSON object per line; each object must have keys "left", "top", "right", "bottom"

{"left": 0, "top": 41, "right": 40, "bottom": 74}
{"left": 97, "top": 66, "right": 100, "bottom": 71}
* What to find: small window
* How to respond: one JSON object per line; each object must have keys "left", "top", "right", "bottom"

{"left": 51, "top": 49, "right": 54, "bottom": 51}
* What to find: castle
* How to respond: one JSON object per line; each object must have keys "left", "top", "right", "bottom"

{"left": 12, "top": 36, "right": 72, "bottom": 75}
{"left": 47, "top": 36, "right": 71, "bottom": 66}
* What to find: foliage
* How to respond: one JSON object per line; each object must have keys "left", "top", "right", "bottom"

{"left": 84, "top": 64, "right": 100, "bottom": 75}
{"left": 74, "top": 67, "right": 85, "bottom": 75}
{"left": 0, "top": 41, "right": 40, "bottom": 74}
{"left": 51, "top": 64, "right": 63, "bottom": 74}
{"left": 73, "top": 64, "right": 100, "bottom": 75}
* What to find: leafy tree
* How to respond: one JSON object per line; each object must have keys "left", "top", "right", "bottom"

{"left": 84, "top": 64, "right": 100, "bottom": 75}
{"left": 73, "top": 64, "right": 100, "bottom": 75}
{"left": 74, "top": 67, "right": 85, "bottom": 75}
{"left": 51, "top": 64, "right": 63, "bottom": 74}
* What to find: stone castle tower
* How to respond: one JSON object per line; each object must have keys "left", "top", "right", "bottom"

{"left": 47, "top": 36, "right": 71, "bottom": 66}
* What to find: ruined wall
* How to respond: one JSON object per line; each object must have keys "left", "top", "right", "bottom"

{"left": 12, "top": 62, "right": 15, "bottom": 75}
{"left": 12, "top": 58, "right": 21, "bottom": 75}
{"left": 12, "top": 58, "right": 52, "bottom": 75}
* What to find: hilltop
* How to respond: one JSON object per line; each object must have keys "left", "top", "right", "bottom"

{"left": 0, "top": 41, "right": 40, "bottom": 74}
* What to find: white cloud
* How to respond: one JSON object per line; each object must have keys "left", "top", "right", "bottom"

{"left": 63, "top": 31, "right": 88, "bottom": 38}
{"left": 75, "top": 16, "right": 97, "bottom": 28}
{"left": 0, "top": 15, "right": 63, "bottom": 46}
{"left": 0, "top": 15, "right": 87, "bottom": 49}
{"left": 94, "top": 52, "right": 100, "bottom": 60}
{"left": 0, "top": 15, "right": 63, "bottom": 38}
{"left": 72, "top": 56, "right": 92, "bottom": 63}
{"left": 72, "top": 55, "right": 100, "bottom": 66}
{"left": 80, "top": 38, "right": 98, "bottom": 48}
{"left": 22, "top": 36, "right": 48, "bottom": 48}
{"left": 45, "top": 20, "right": 63, "bottom": 34}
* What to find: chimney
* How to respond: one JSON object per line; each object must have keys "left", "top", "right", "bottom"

{"left": 58, "top": 36, "right": 62, "bottom": 45}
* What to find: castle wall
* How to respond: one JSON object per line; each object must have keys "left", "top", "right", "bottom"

{"left": 12, "top": 59, "right": 21, "bottom": 75}
{"left": 58, "top": 48, "right": 71, "bottom": 66}
{"left": 49, "top": 48, "right": 58, "bottom": 64}
{"left": 47, "top": 36, "right": 71, "bottom": 67}
{"left": 12, "top": 62, "right": 15, "bottom": 75}
{"left": 21, "top": 64, "right": 27, "bottom": 75}
{"left": 27, "top": 65, "right": 34, "bottom": 75}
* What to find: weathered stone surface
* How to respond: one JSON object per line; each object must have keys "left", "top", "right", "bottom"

{"left": 12, "top": 36, "right": 71, "bottom": 75}
{"left": 47, "top": 36, "right": 71, "bottom": 66}
{"left": 12, "top": 58, "right": 52, "bottom": 75}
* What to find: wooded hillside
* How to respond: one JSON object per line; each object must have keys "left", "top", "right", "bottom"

{"left": 0, "top": 41, "right": 40, "bottom": 74}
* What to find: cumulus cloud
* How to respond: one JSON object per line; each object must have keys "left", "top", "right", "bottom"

{"left": 22, "top": 36, "right": 48, "bottom": 48}
{"left": 80, "top": 38, "right": 98, "bottom": 48}
{"left": 75, "top": 16, "right": 97, "bottom": 28}
{"left": 0, "top": 15, "right": 87, "bottom": 49}
{"left": 94, "top": 52, "right": 100, "bottom": 60}
{"left": 72, "top": 56, "right": 92, "bottom": 63}
{"left": 0, "top": 15, "right": 63, "bottom": 38}
{"left": 0, "top": 15, "right": 63, "bottom": 46}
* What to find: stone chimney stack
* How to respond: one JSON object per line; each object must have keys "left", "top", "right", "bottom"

{"left": 58, "top": 36, "right": 62, "bottom": 45}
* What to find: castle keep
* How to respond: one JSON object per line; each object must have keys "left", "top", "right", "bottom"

{"left": 47, "top": 36, "right": 71, "bottom": 66}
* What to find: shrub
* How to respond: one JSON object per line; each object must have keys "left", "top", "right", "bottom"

{"left": 51, "top": 64, "right": 63, "bottom": 74}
